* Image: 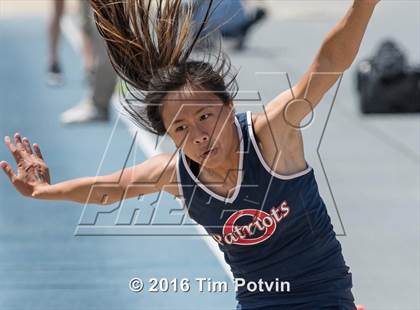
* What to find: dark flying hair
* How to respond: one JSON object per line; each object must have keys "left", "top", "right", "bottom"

{"left": 89, "top": 0, "right": 239, "bottom": 136}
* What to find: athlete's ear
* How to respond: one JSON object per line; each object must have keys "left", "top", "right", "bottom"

{"left": 228, "top": 99, "right": 234, "bottom": 109}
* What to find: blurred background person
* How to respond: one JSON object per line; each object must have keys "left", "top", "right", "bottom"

{"left": 47, "top": 0, "right": 93, "bottom": 86}
{"left": 46, "top": 0, "right": 65, "bottom": 85}
{"left": 47, "top": 0, "right": 94, "bottom": 87}
{"left": 60, "top": 1, "right": 117, "bottom": 124}
{"left": 192, "top": 0, "right": 267, "bottom": 50}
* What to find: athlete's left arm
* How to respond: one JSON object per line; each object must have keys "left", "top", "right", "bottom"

{"left": 261, "top": 0, "right": 380, "bottom": 132}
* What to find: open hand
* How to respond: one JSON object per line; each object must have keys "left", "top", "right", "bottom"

{"left": 0, "top": 133, "right": 51, "bottom": 197}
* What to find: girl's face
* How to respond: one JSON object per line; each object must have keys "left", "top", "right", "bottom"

{"left": 161, "top": 90, "right": 235, "bottom": 168}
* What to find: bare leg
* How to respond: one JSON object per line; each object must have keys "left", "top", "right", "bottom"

{"left": 60, "top": 0, "right": 117, "bottom": 124}
{"left": 81, "top": 31, "right": 94, "bottom": 73}
{"left": 47, "top": 0, "right": 65, "bottom": 67}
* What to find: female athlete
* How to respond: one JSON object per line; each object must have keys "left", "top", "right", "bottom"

{"left": 1, "top": 0, "right": 380, "bottom": 309}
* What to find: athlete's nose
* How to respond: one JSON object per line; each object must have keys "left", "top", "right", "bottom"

{"left": 194, "top": 134, "right": 209, "bottom": 144}
{"left": 193, "top": 129, "right": 209, "bottom": 144}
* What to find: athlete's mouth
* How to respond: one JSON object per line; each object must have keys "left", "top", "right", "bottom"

{"left": 200, "top": 147, "right": 218, "bottom": 159}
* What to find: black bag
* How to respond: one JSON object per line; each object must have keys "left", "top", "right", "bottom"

{"left": 356, "top": 39, "right": 420, "bottom": 113}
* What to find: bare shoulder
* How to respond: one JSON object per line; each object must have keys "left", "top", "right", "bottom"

{"left": 249, "top": 110, "right": 307, "bottom": 175}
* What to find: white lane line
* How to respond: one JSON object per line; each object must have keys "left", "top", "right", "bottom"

{"left": 61, "top": 14, "right": 233, "bottom": 280}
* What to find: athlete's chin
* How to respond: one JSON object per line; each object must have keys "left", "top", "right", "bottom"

{"left": 198, "top": 148, "right": 219, "bottom": 167}
{"left": 198, "top": 148, "right": 218, "bottom": 162}
{"left": 198, "top": 157, "right": 216, "bottom": 167}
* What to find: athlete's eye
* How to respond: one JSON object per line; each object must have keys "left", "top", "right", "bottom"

{"left": 200, "top": 113, "right": 211, "bottom": 121}
{"left": 175, "top": 114, "right": 210, "bottom": 132}
{"left": 176, "top": 125, "right": 187, "bottom": 132}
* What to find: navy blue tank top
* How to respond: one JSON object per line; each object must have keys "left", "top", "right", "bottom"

{"left": 176, "top": 111, "right": 356, "bottom": 309}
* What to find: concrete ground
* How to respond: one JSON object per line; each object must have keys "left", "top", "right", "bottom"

{"left": 0, "top": 1, "right": 419, "bottom": 309}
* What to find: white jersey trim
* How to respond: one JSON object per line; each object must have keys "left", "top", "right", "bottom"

{"left": 175, "top": 152, "right": 187, "bottom": 208}
{"left": 180, "top": 114, "right": 244, "bottom": 204}
{"left": 246, "top": 110, "right": 313, "bottom": 180}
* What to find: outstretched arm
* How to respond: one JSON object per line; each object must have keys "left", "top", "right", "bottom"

{"left": 262, "top": 0, "right": 380, "bottom": 131}
{"left": 1, "top": 133, "right": 175, "bottom": 205}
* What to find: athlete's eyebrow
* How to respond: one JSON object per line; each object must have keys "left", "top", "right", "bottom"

{"left": 173, "top": 107, "right": 209, "bottom": 124}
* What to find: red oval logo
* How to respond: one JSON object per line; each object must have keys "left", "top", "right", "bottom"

{"left": 223, "top": 209, "right": 277, "bottom": 246}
